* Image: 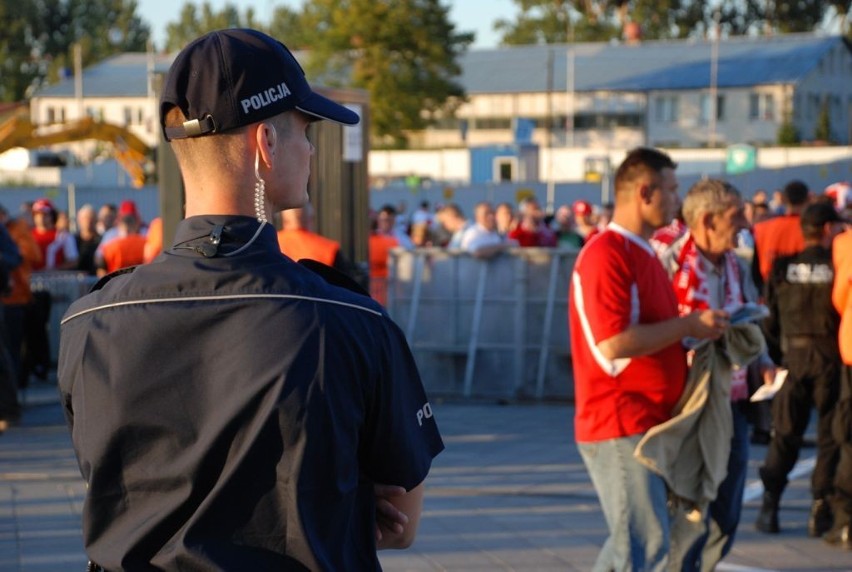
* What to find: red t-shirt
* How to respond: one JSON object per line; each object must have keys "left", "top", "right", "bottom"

{"left": 508, "top": 225, "right": 556, "bottom": 247}
{"left": 569, "top": 225, "right": 687, "bottom": 442}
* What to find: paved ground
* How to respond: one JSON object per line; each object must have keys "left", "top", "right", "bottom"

{"left": 1, "top": 382, "right": 850, "bottom": 571}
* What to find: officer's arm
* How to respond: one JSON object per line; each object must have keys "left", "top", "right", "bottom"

{"left": 375, "top": 482, "right": 424, "bottom": 550}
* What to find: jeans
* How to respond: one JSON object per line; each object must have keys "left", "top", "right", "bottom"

{"left": 676, "top": 401, "right": 750, "bottom": 572}
{"left": 578, "top": 434, "right": 671, "bottom": 572}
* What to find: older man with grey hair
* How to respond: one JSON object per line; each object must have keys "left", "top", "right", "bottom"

{"left": 658, "top": 178, "right": 775, "bottom": 571}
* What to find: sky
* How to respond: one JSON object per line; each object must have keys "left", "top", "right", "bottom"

{"left": 136, "top": 0, "right": 518, "bottom": 50}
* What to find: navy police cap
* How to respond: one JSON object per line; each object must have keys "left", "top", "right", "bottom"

{"left": 160, "top": 28, "right": 359, "bottom": 141}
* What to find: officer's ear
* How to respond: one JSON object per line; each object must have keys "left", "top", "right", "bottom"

{"left": 255, "top": 122, "right": 277, "bottom": 168}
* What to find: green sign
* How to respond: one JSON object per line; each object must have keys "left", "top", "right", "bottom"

{"left": 725, "top": 144, "right": 756, "bottom": 175}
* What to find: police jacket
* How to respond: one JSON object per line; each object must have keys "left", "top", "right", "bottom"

{"left": 764, "top": 244, "right": 841, "bottom": 363}
{"left": 58, "top": 216, "right": 444, "bottom": 571}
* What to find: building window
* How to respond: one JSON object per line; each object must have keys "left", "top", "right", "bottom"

{"left": 654, "top": 96, "right": 678, "bottom": 123}
{"left": 493, "top": 157, "right": 517, "bottom": 182}
{"left": 699, "top": 94, "right": 725, "bottom": 124}
{"left": 807, "top": 94, "right": 820, "bottom": 120}
{"left": 473, "top": 117, "right": 512, "bottom": 130}
{"left": 47, "top": 107, "right": 57, "bottom": 124}
{"left": 574, "top": 112, "right": 643, "bottom": 129}
{"left": 749, "top": 93, "right": 775, "bottom": 121}
{"left": 86, "top": 107, "right": 104, "bottom": 121}
{"left": 123, "top": 107, "right": 133, "bottom": 126}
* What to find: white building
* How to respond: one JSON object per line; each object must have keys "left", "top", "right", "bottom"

{"left": 423, "top": 33, "right": 852, "bottom": 149}
{"left": 29, "top": 52, "right": 172, "bottom": 150}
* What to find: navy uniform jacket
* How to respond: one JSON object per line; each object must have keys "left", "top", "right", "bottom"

{"left": 58, "top": 216, "right": 443, "bottom": 571}
{"left": 763, "top": 244, "right": 841, "bottom": 363}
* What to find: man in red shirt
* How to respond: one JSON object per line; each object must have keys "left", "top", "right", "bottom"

{"left": 569, "top": 147, "right": 726, "bottom": 571}
{"left": 508, "top": 197, "right": 556, "bottom": 247}
{"left": 30, "top": 198, "right": 78, "bottom": 270}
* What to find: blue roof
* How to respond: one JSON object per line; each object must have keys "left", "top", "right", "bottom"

{"left": 35, "top": 34, "right": 847, "bottom": 99}
{"left": 36, "top": 53, "right": 174, "bottom": 98}
{"left": 459, "top": 34, "right": 846, "bottom": 93}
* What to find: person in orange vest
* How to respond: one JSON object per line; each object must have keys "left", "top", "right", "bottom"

{"left": 751, "top": 180, "right": 809, "bottom": 291}
{"left": 828, "top": 224, "right": 852, "bottom": 549}
{"left": 277, "top": 205, "right": 362, "bottom": 285}
{"left": 143, "top": 217, "right": 163, "bottom": 264}
{"left": 0, "top": 204, "right": 41, "bottom": 391}
{"left": 369, "top": 206, "right": 402, "bottom": 306}
{"left": 97, "top": 214, "right": 147, "bottom": 276}
{"left": 278, "top": 205, "right": 340, "bottom": 267}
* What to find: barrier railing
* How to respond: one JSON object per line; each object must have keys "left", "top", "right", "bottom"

{"left": 387, "top": 247, "right": 577, "bottom": 401}
{"left": 29, "top": 272, "right": 98, "bottom": 367}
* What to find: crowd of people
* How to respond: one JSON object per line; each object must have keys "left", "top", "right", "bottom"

{"left": 0, "top": 197, "right": 163, "bottom": 432}
{"left": 568, "top": 148, "right": 852, "bottom": 570}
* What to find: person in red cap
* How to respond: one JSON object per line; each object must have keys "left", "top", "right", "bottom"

{"left": 30, "top": 198, "right": 78, "bottom": 271}
{"left": 58, "top": 28, "right": 442, "bottom": 572}
{"left": 573, "top": 199, "right": 600, "bottom": 242}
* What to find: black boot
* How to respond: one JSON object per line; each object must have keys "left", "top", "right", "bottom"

{"left": 808, "top": 499, "right": 832, "bottom": 538}
{"left": 755, "top": 490, "right": 780, "bottom": 533}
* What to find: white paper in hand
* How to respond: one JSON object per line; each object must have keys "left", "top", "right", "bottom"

{"left": 750, "top": 369, "right": 788, "bottom": 402}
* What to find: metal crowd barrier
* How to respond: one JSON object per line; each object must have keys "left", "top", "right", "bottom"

{"left": 29, "top": 271, "right": 98, "bottom": 367}
{"left": 387, "top": 247, "right": 578, "bottom": 401}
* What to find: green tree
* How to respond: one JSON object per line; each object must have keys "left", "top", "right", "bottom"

{"left": 494, "top": 1, "right": 619, "bottom": 44}
{"left": 776, "top": 117, "right": 800, "bottom": 146}
{"left": 267, "top": 5, "right": 314, "bottom": 50}
{"left": 299, "top": 0, "right": 473, "bottom": 148}
{"left": 164, "top": 2, "right": 260, "bottom": 52}
{"left": 495, "top": 0, "right": 847, "bottom": 44}
{"left": 0, "top": 0, "right": 149, "bottom": 102}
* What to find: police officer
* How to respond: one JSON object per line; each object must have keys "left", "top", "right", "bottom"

{"left": 755, "top": 201, "right": 847, "bottom": 537}
{"left": 58, "top": 29, "right": 443, "bottom": 571}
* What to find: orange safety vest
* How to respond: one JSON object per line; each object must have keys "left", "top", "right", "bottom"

{"left": 753, "top": 214, "right": 804, "bottom": 281}
{"left": 2, "top": 219, "right": 41, "bottom": 306}
{"left": 103, "top": 234, "right": 147, "bottom": 273}
{"left": 833, "top": 229, "right": 852, "bottom": 365}
{"left": 277, "top": 229, "right": 340, "bottom": 267}
{"left": 143, "top": 217, "right": 163, "bottom": 264}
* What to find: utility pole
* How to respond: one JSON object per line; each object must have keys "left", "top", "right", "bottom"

{"left": 708, "top": 10, "right": 720, "bottom": 148}
{"left": 74, "top": 43, "right": 84, "bottom": 120}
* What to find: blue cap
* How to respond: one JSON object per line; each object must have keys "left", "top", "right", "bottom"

{"left": 160, "top": 28, "right": 359, "bottom": 141}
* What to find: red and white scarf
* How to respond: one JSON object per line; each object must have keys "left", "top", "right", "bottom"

{"left": 672, "top": 233, "right": 749, "bottom": 401}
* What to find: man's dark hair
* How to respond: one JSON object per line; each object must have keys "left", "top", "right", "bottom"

{"left": 379, "top": 204, "right": 397, "bottom": 216}
{"left": 441, "top": 203, "right": 464, "bottom": 219}
{"left": 614, "top": 147, "right": 677, "bottom": 194}
{"left": 782, "top": 180, "right": 809, "bottom": 206}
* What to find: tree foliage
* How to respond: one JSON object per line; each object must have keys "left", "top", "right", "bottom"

{"left": 297, "top": 0, "right": 473, "bottom": 148}
{"left": 776, "top": 117, "right": 800, "bottom": 146}
{"left": 164, "top": 2, "right": 262, "bottom": 52}
{"left": 495, "top": 0, "right": 850, "bottom": 44}
{"left": 0, "top": 0, "right": 149, "bottom": 102}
